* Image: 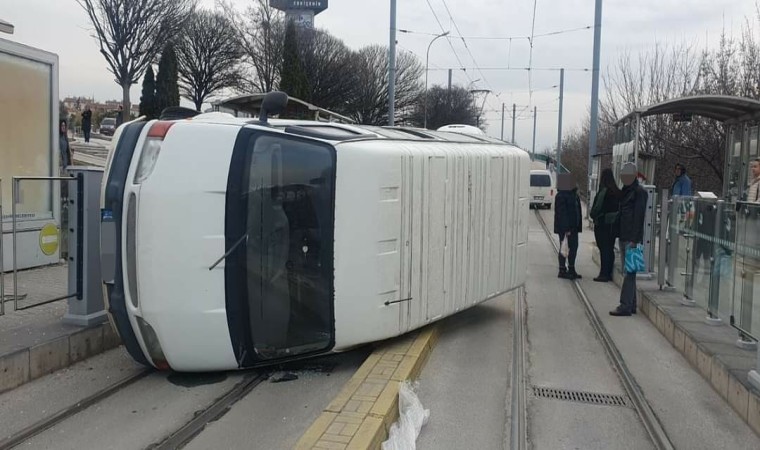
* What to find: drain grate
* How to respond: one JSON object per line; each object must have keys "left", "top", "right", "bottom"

{"left": 532, "top": 386, "right": 629, "bottom": 407}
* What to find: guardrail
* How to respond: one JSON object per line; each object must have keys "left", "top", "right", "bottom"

{"left": 659, "top": 193, "right": 759, "bottom": 342}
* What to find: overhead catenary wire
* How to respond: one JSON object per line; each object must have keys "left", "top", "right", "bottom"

{"left": 439, "top": 0, "right": 499, "bottom": 97}
{"left": 528, "top": 0, "right": 538, "bottom": 102}
{"left": 426, "top": 67, "right": 590, "bottom": 72}
{"left": 423, "top": 0, "right": 471, "bottom": 84}
{"left": 397, "top": 25, "right": 592, "bottom": 41}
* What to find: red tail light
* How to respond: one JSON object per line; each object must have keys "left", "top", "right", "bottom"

{"left": 550, "top": 189, "right": 554, "bottom": 196}
{"left": 147, "top": 121, "right": 176, "bottom": 139}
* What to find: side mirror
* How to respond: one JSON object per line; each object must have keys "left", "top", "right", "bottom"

{"left": 260, "top": 91, "right": 289, "bottom": 124}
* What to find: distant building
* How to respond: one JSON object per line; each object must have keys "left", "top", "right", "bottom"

{"left": 62, "top": 97, "right": 138, "bottom": 117}
{"left": 270, "top": 0, "right": 328, "bottom": 28}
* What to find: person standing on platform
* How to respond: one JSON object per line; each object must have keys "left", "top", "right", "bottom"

{"left": 59, "top": 119, "right": 72, "bottom": 172}
{"left": 554, "top": 173, "right": 583, "bottom": 280}
{"left": 590, "top": 168, "right": 622, "bottom": 282}
{"left": 116, "top": 105, "right": 124, "bottom": 127}
{"left": 611, "top": 163, "right": 648, "bottom": 316}
{"left": 81, "top": 106, "right": 92, "bottom": 143}
{"left": 671, "top": 163, "right": 692, "bottom": 197}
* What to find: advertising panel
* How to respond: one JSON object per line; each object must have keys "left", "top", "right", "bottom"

{"left": 1, "top": 38, "right": 60, "bottom": 270}
{"left": 0, "top": 50, "right": 54, "bottom": 223}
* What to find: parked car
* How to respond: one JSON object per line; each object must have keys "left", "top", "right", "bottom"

{"left": 100, "top": 117, "right": 116, "bottom": 136}
{"left": 530, "top": 169, "right": 555, "bottom": 209}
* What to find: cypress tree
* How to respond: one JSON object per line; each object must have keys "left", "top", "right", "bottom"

{"left": 155, "top": 44, "right": 180, "bottom": 115}
{"left": 279, "top": 21, "right": 310, "bottom": 101}
{"left": 139, "top": 66, "right": 157, "bottom": 119}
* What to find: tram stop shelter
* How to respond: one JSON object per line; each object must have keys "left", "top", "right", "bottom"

{"left": 213, "top": 93, "right": 355, "bottom": 124}
{"left": 596, "top": 95, "right": 760, "bottom": 392}
{"left": 606, "top": 95, "right": 760, "bottom": 200}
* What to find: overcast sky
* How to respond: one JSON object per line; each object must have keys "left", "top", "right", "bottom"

{"left": 3, "top": 0, "right": 757, "bottom": 150}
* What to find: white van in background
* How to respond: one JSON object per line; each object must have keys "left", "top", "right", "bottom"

{"left": 530, "top": 169, "right": 555, "bottom": 209}
{"left": 436, "top": 124, "right": 486, "bottom": 136}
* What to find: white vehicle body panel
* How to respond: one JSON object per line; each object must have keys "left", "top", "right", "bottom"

{"left": 332, "top": 139, "right": 529, "bottom": 349}
{"left": 106, "top": 114, "right": 529, "bottom": 371}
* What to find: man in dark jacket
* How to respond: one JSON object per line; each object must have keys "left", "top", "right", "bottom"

{"left": 81, "top": 106, "right": 92, "bottom": 143}
{"left": 611, "top": 163, "right": 648, "bottom": 316}
{"left": 554, "top": 173, "right": 583, "bottom": 280}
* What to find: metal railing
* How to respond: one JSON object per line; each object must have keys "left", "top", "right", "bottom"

{"left": 659, "top": 192, "right": 760, "bottom": 341}
{"left": 4, "top": 175, "right": 79, "bottom": 313}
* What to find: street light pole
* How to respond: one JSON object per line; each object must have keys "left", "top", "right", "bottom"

{"left": 588, "top": 0, "right": 604, "bottom": 196}
{"left": 532, "top": 106, "right": 537, "bottom": 159}
{"left": 388, "top": 0, "right": 397, "bottom": 126}
{"left": 424, "top": 31, "right": 450, "bottom": 129}
{"left": 557, "top": 68, "right": 565, "bottom": 173}
{"left": 512, "top": 103, "right": 517, "bottom": 143}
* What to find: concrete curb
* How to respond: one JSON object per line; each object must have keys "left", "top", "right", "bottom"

{"left": 591, "top": 247, "right": 760, "bottom": 437}
{"left": 294, "top": 326, "right": 439, "bottom": 450}
{"left": 0, "top": 321, "right": 121, "bottom": 395}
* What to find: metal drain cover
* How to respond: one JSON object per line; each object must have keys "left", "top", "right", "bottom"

{"left": 532, "top": 386, "right": 629, "bottom": 407}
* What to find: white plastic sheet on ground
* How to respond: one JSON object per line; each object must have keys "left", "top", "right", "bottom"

{"left": 381, "top": 381, "right": 430, "bottom": 450}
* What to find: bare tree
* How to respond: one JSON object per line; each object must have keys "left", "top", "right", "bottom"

{"left": 222, "top": 0, "right": 285, "bottom": 93}
{"left": 409, "top": 85, "right": 480, "bottom": 129}
{"left": 346, "top": 46, "right": 424, "bottom": 125}
{"left": 78, "top": 0, "right": 196, "bottom": 123}
{"left": 176, "top": 11, "right": 244, "bottom": 111}
{"left": 298, "top": 28, "right": 356, "bottom": 113}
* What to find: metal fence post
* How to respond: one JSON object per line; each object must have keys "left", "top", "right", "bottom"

{"left": 681, "top": 198, "right": 696, "bottom": 306}
{"left": 658, "top": 189, "right": 669, "bottom": 289}
{"left": 706, "top": 200, "right": 723, "bottom": 325}
{"left": 62, "top": 167, "right": 106, "bottom": 326}
{"left": 638, "top": 185, "right": 656, "bottom": 279}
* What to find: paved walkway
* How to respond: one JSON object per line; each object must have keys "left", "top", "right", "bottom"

{"left": 1, "top": 264, "right": 72, "bottom": 356}
{"left": 0, "top": 263, "right": 119, "bottom": 394}
{"left": 413, "top": 211, "right": 759, "bottom": 449}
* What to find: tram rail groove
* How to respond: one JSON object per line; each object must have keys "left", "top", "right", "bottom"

{"left": 149, "top": 372, "right": 267, "bottom": 450}
{"left": 0, "top": 368, "right": 153, "bottom": 450}
{"left": 510, "top": 286, "right": 528, "bottom": 450}
{"left": 534, "top": 210, "right": 675, "bottom": 450}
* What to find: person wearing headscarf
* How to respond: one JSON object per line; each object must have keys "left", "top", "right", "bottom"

{"left": 611, "top": 163, "right": 648, "bottom": 316}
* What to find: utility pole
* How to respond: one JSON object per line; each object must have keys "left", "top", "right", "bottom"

{"left": 388, "top": 0, "right": 397, "bottom": 126}
{"left": 532, "top": 106, "right": 537, "bottom": 160}
{"left": 557, "top": 68, "right": 565, "bottom": 173}
{"left": 512, "top": 103, "right": 517, "bottom": 143}
{"left": 448, "top": 69, "right": 453, "bottom": 111}
{"left": 588, "top": 0, "right": 604, "bottom": 193}
{"left": 501, "top": 103, "right": 505, "bottom": 140}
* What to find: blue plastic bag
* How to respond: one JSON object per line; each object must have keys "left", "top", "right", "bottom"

{"left": 624, "top": 244, "right": 646, "bottom": 273}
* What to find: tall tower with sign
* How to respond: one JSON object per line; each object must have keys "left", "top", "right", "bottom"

{"left": 270, "top": 0, "right": 328, "bottom": 28}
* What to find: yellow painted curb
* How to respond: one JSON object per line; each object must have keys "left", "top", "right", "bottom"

{"left": 294, "top": 326, "right": 440, "bottom": 450}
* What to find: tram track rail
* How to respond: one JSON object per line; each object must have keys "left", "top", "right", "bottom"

{"left": 148, "top": 372, "right": 267, "bottom": 450}
{"left": 534, "top": 209, "right": 675, "bottom": 450}
{"left": 1, "top": 365, "right": 268, "bottom": 450}
{"left": 0, "top": 368, "right": 154, "bottom": 450}
{"left": 509, "top": 286, "right": 528, "bottom": 450}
